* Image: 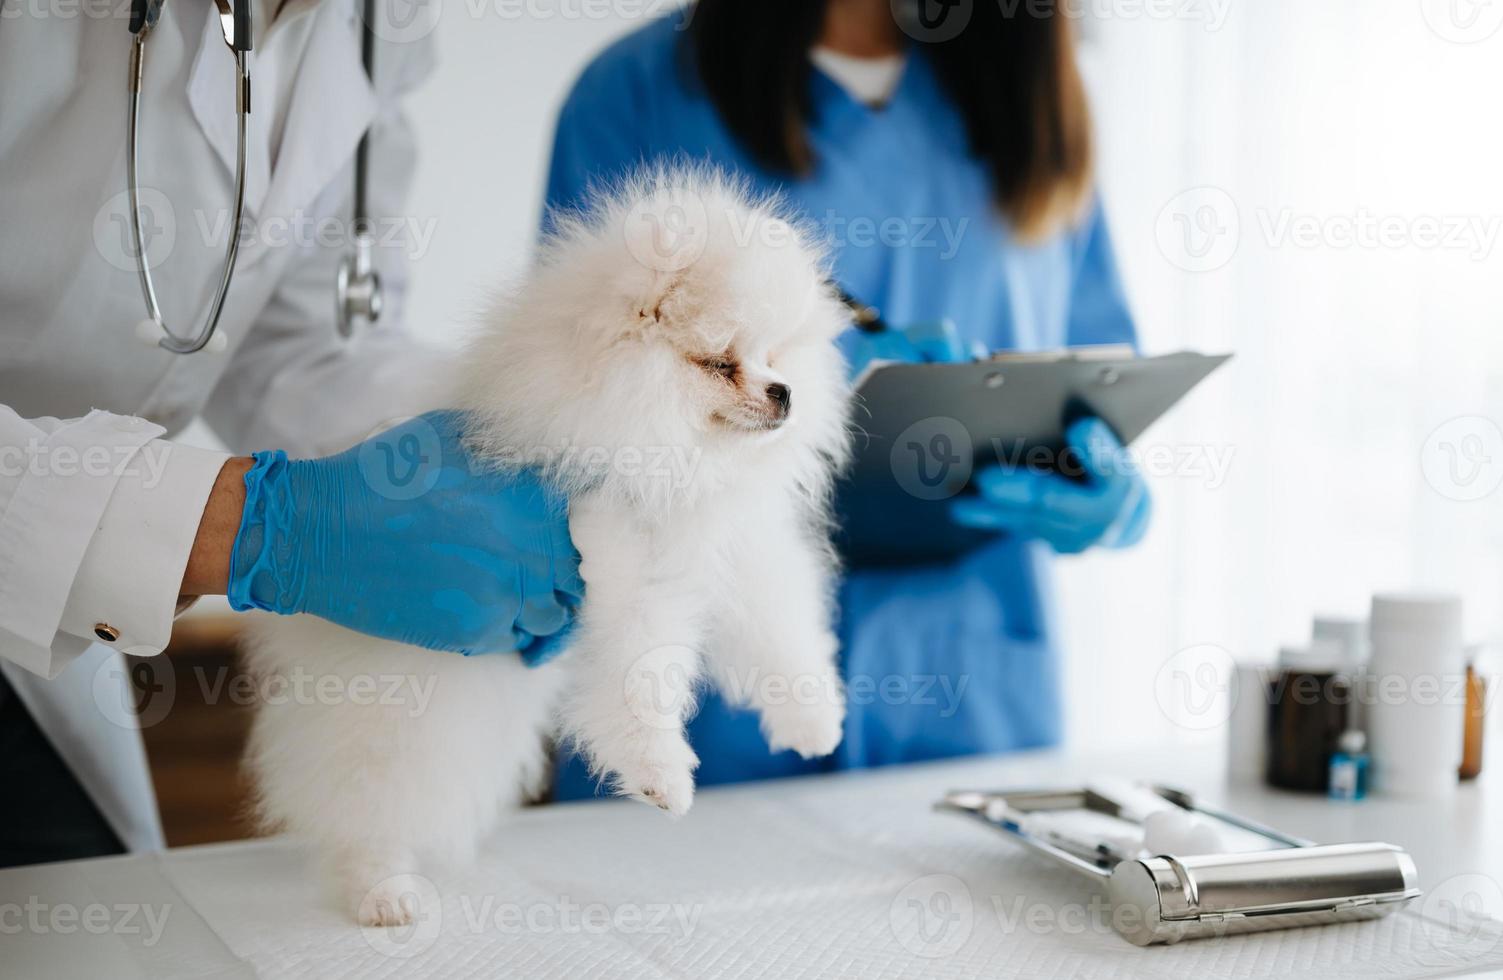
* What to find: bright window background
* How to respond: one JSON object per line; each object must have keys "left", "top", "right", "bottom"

{"left": 398, "top": 0, "right": 1503, "bottom": 752}
{"left": 1066, "top": 0, "right": 1503, "bottom": 749}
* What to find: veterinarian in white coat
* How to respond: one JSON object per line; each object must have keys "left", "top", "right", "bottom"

{"left": 0, "top": 0, "right": 579, "bottom": 865}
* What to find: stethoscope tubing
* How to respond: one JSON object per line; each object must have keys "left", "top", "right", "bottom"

{"left": 128, "top": 23, "right": 250, "bottom": 354}
{"left": 335, "top": 0, "right": 383, "bottom": 337}
{"left": 130, "top": 0, "right": 860, "bottom": 351}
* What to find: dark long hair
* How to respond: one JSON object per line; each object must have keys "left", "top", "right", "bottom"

{"left": 687, "top": 0, "right": 1094, "bottom": 241}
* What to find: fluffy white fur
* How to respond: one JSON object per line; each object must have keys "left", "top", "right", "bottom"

{"left": 242, "top": 170, "right": 853, "bottom": 926}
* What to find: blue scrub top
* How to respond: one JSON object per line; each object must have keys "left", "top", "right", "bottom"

{"left": 543, "top": 17, "right": 1138, "bottom": 799}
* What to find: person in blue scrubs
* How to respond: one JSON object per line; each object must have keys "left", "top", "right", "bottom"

{"left": 544, "top": 0, "right": 1149, "bottom": 798}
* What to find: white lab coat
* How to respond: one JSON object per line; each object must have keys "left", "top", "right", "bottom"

{"left": 0, "top": 0, "right": 450, "bottom": 850}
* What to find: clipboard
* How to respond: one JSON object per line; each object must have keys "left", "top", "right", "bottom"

{"left": 837, "top": 348, "right": 1231, "bottom": 565}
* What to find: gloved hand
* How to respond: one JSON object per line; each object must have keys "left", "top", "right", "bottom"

{"left": 949, "top": 417, "right": 1151, "bottom": 555}
{"left": 846, "top": 319, "right": 981, "bottom": 377}
{"left": 227, "top": 411, "right": 582, "bottom": 663}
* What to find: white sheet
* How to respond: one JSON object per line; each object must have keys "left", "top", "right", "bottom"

{"left": 164, "top": 758, "right": 1503, "bottom": 979}
{"left": 7, "top": 750, "right": 1502, "bottom": 979}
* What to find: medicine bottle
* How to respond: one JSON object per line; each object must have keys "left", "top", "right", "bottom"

{"left": 1460, "top": 659, "right": 1486, "bottom": 781}
{"left": 1267, "top": 640, "right": 1354, "bottom": 792}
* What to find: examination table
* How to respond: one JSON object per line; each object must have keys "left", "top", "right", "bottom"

{"left": 3, "top": 746, "right": 1501, "bottom": 979}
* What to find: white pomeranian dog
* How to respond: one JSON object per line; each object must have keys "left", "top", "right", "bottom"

{"left": 241, "top": 170, "right": 853, "bottom": 925}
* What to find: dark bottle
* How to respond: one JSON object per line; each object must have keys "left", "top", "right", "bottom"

{"left": 1267, "top": 641, "right": 1354, "bottom": 792}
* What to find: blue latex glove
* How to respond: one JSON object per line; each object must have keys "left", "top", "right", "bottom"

{"left": 846, "top": 319, "right": 983, "bottom": 377}
{"left": 950, "top": 417, "right": 1151, "bottom": 555}
{"left": 227, "top": 411, "right": 582, "bottom": 663}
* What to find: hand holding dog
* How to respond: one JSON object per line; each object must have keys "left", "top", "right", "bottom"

{"left": 227, "top": 411, "right": 582, "bottom": 659}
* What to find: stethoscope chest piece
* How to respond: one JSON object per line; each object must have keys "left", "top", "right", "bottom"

{"left": 336, "top": 231, "right": 383, "bottom": 337}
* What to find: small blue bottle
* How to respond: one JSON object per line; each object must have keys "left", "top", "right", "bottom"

{"left": 1328, "top": 730, "right": 1369, "bottom": 801}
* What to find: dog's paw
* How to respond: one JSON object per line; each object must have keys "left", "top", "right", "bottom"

{"left": 762, "top": 702, "right": 845, "bottom": 759}
{"left": 621, "top": 763, "right": 696, "bottom": 816}
{"left": 601, "top": 733, "right": 699, "bottom": 817}
{"left": 355, "top": 873, "right": 430, "bottom": 927}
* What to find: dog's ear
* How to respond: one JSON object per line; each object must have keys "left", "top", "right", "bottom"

{"left": 631, "top": 271, "right": 684, "bottom": 333}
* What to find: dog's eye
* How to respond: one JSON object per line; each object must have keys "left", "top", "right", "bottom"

{"left": 692, "top": 354, "right": 738, "bottom": 380}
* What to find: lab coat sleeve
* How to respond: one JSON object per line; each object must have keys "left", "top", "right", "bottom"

{"left": 0, "top": 406, "right": 228, "bottom": 678}
{"left": 202, "top": 34, "right": 452, "bottom": 458}
{"left": 1064, "top": 196, "right": 1139, "bottom": 350}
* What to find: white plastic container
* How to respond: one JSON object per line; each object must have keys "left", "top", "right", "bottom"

{"left": 1314, "top": 615, "right": 1369, "bottom": 730}
{"left": 1226, "top": 663, "right": 1273, "bottom": 783}
{"left": 1313, "top": 616, "right": 1369, "bottom": 670}
{"left": 1366, "top": 594, "right": 1466, "bottom": 798}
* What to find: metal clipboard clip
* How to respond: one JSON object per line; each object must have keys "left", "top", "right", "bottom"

{"left": 938, "top": 786, "right": 1421, "bottom": 946}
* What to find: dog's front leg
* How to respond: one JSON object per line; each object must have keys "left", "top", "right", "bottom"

{"left": 708, "top": 518, "right": 845, "bottom": 760}
{"left": 561, "top": 494, "right": 707, "bottom": 815}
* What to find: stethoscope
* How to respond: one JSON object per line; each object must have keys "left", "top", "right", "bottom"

{"left": 127, "top": 0, "right": 381, "bottom": 355}
{"left": 837, "top": 287, "right": 888, "bottom": 334}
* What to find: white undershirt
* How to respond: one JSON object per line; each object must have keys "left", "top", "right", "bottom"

{"left": 809, "top": 46, "right": 907, "bottom": 107}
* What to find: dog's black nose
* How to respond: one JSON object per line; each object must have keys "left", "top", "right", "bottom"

{"left": 765, "top": 382, "right": 791, "bottom": 417}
